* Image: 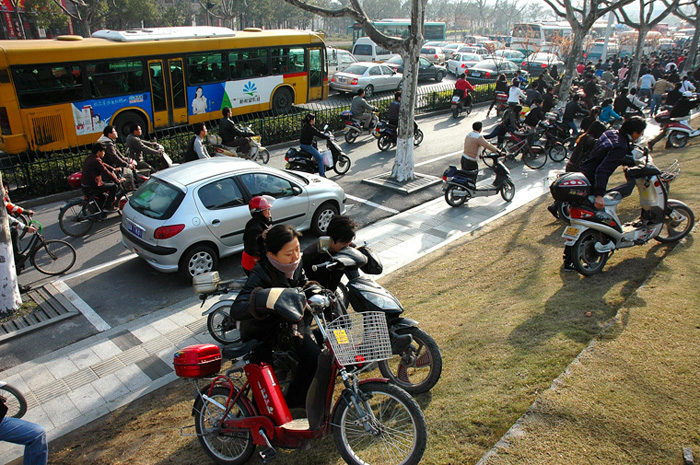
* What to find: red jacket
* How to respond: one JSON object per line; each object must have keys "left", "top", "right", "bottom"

{"left": 455, "top": 78, "right": 475, "bottom": 93}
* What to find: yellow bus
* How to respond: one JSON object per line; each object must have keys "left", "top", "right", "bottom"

{"left": 0, "top": 26, "right": 328, "bottom": 154}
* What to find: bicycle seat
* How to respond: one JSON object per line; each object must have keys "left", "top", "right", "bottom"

{"left": 221, "top": 339, "right": 262, "bottom": 359}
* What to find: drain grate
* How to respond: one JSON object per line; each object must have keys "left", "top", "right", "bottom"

{"left": 0, "top": 283, "right": 80, "bottom": 342}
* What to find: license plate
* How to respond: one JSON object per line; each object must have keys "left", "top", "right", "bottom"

{"left": 472, "top": 72, "right": 480, "bottom": 77}
{"left": 127, "top": 220, "right": 144, "bottom": 239}
{"left": 562, "top": 226, "right": 580, "bottom": 240}
{"left": 451, "top": 96, "right": 461, "bottom": 103}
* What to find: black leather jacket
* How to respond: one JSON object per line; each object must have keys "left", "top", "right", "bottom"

{"left": 243, "top": 213, "right": 271, "bottom": 258}
{"left": 230, "top": 256, "right": 308, "bottom": 342}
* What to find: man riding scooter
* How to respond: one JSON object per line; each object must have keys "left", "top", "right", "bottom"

{"left": 351, "top": 88, "right": 378, "bottom": 130}
{"left": 454, "top": 73, "right": 475, "bottom": 109}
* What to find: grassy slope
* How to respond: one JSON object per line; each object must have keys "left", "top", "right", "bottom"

{"left": 45, "top": 145, "right": 699, "bottom": 465}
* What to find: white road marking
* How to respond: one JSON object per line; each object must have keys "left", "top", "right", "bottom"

{"left": 345, "top": 194, "right": 400, "bottom": 214}
{"left": 60, "top": 253, "right": 137, "bottom": 282}
{"left": 52, "top": 280, "right": 111, "bottom": 332}
{"left": 415, "top": 151, "right": 463, "bottom": 167}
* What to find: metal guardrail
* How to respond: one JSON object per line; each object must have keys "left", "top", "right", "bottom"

{"left": 2, "top": 81, "right": 497, "bottom": 201}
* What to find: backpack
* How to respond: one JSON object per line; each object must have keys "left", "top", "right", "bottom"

{"left": 184, "top": 136, "right": 198, "bottom": 162}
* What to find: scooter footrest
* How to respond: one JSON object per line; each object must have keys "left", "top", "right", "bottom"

{"left": 259, "top": 447, "right": 278, "bottom": 463}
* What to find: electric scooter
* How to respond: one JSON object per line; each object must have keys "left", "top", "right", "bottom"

{"left": 340, "top": 110, "right": 380, "bottom": 143}
{"left": 654, "top": 110, "right": 700, "bottom": 148}
{"left": 442, "top": 151, "right": 516, "bottom": 207}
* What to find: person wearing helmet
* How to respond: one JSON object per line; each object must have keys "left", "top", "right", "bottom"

{"left": 242, "top": 195, "right": 274, "bottom": 275}
{"left": 647, "top": 90, "right": 699, "bottom": 151}
{"left": 299, "top": 113, "right": 330, "bottom": 178}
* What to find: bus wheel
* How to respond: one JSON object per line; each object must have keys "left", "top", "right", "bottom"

{"left": 113, "top": 112, "right": 148, "bottom": 143}
{"left": 271, "top": 88, "right": 293, "bottom": 114}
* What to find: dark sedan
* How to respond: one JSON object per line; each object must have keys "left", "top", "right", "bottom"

{"left": 385, "top": 55, "right": 447, "bottom": 82}
{"left": 466, "top": 59, "right": 528, "bottom": 81}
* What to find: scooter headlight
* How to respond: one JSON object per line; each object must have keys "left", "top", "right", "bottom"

{"left": 359, "top": 289, "right": 402, "bottom": 310}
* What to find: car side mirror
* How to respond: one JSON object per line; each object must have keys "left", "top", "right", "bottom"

{"left": 292, "top": 185, "right": 302, "bottom": 195}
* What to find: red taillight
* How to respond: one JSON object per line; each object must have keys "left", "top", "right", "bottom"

{"left": 461, "top": 63, "right": 465, "bottom": 68}
{"left": 154, "top": 224, "right": 185, "bottom": 239}
{"left": 434, "top": 54, "right": 438, "bottom": 58}
{"left": 522, "top": 61, "right": 527, "bottom": 67}
{"left": 542, "top": 63, "right": 547, "bottom": 67}
{"left": 485, "top": 72, "right": 491, "bottom": 78}
{"left": 331, "top": 77, "right": 335, "bottom": 82}
{"left": 442, "top": 175, "right": 447, "bottom": 181}
{"left": 570, "top": 207, "right": 595, "bottom": 219}
{"left": 351, "top": 78, "right": 358, "bottom": 85}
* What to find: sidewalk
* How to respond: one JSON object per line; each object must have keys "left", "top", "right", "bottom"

{"left": 0, "top": 161, "right": 554, "bottom": 463}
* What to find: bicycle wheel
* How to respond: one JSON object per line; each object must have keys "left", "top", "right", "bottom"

{"left": 194, "top": 386, "right": 256, "bottom": 465}
{"left": 548, "top": 144, "right": 567, "bottom": 162}
{"left": 12, "top": 212, "right": 31, "bottom": 240}
{"left": 207, "top": 305, "right": 241, "bottom": 344}
{"left": 333, "top": 381, "right": 427, "bottom": 465}
{"left": 0, "top": 384, "right": 28, "bottom": 418}
{"left": 523, "top": 147, "right": 547, "bottom": 169}
{"left": 31, "top": 239, "right": 77, "bottom": 275}
{"left": 58, "top": 200, "right": 95, "bottom": 237}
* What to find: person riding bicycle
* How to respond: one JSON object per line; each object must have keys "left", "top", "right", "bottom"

{"left": 230, "top": 224, "right": 321, "bottom": 410}
{"left": 97, "top": 125, "right": 136, "bottom": 191}
{"left": 454, "top": 73, "right": 475, "bottom": 106}
{"left": 81, "top": 142, "right": 125, "bottom": 213}
{"left": 523, "top": 98, "right": 545, "bottom": 129}
{"left": 562, "top": 94, "right": 588, "bottom": 135}
{"left": 351, "top": 88, "right": 378, "bottom": 130}
{"left": 0, "top": 394, "right": 48, "bottom": 464}
{"left": 242, "top": 195, "right": 274, "bottom": 276}
{"left": 2, "top": 184, "right": 37, "bottom": 289}
{"left": 219, "top": 107, "right": 251, "bottom": 154}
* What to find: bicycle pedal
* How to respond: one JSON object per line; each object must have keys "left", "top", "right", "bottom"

{"left": 259, "top": 447, "right": 278, "bottom": 463}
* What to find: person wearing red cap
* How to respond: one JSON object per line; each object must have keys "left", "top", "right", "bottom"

{"left": 241, "top": 195, "right": 274, "bottom": 275}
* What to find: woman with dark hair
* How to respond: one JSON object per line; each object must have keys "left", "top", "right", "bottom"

{"left": 565, "top": 120, "right": 607, "bottom": 173}
{"left": 231, "top": 224, "right": 320, "bottom": 409}
{"left": 299, "top": 113, "right": 330, "bottom": 178}
{"left": 487, "top": 74, "right": 509, "bottom": 117}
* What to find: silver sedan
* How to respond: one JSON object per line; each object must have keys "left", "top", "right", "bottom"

{"left": 330, "top": 62, "right": 403, "bottom": 98}
{"left": 121, "top": 157, "right": 346, "bottom": 278}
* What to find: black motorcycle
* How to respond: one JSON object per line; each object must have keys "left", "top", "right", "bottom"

{"left": 442, "top": 151, "right": 515, "bottom": 207}
{"left": 312, "top": 241, "right": 443, "bottom": 395}
{"left": 285, "top": 125, "right": 351, "bottom": 175}
{"left": 376, "top": 121, "right": 424, "bottom": 152}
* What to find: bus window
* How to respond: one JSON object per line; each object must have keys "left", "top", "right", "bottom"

{"left": 12, "top": 64, "right": 85, "bottom": 107}
{"left": 149, "top": 61, "right": 167, "bottom": 113}
{"left": 270, "top": 47, "right": 305, "bottom": 74}
{"left": 87, "top": 60, "right": 145, "bottom": 98}
{"left": 309, "top": 48, "right": 323, "bottom": 87}
{"left": 169, "top": 59, "right": 186, "bottom": 109}
{"left": 229, "top": 49, "right": 269, "bottom": 79}
{"left": 187, "top": 52, "right": 227, "bottom": 84}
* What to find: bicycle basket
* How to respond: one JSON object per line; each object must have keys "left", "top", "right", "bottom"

{"left": 660, "top": 160, "right": 680, "bottom": 183}
{"left": 326, "top": 311, "right": 392, "bottom": 366}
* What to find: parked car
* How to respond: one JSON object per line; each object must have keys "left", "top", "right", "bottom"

{"left": 466, "top": 59, "right": 528, "bottom": 81}
{"left": 521, "top": 52, "right": 565, "bottom": 76}
{"left": 385, "top": 55, "right": 447, "bottom": 81}
{"left": 446, "top": 52, "right": 484, "bottom": 76}
{"left": 327, "top": 47, "right": 358, "bottom": 79}
{"left": 424, "top": 40, "right": 450, "bottom": 48}
{"left": 330, "top": 62, "right": 403, "bottom": 97}
{"left": 456, "top": 45, "right": 490, "bottom": 56}
{"left": 420, "top": 46, "right": 446, "bottom": 65}
{"left": 441, "top": 42, "right": 466, "bottom": 58}
{"left": 121, "top": 157, "right": 346, "bottom": 278}
{"left": 351, "top": 37, "right": 393, "bottom": 62}
{"left": 492, "top": 49, "right": 527, "bottom": 65}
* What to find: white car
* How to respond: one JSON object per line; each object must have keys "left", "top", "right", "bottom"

{"left": 121, "top": 157, "right": 346, "bottom": 278}
{"left": 327, "top": 47, "right": 358, "bottom": 79}
{"left": 446, "top": 53, "right": 484, "bottom": 76}
{"left": 330, "top": 62, "right": 403, "bottom": 98}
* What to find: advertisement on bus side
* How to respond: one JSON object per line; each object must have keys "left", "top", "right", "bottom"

{"left": 187, "top": 76, "right": 284, "bottom": 115}
{"left": 71, "top": 94, "right": 153, "bottom": 136}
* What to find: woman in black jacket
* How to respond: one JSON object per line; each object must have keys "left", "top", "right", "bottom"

{"left": 231, "top": 224, "right": 320, "bottom": 409}
{"left": 487, "top": 74, "right": 509, "bottom": 117}
{"left": 241, "top": 195, "right": 273, "bottom": 275}
{"left": 299, "top": 113, "right": 330, "bottom": 178}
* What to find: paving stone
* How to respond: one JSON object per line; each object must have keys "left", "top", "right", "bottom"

{"left": 164, "top": 327, "right": 193, "bottom": 345}
{"left": 63, "top": 368, "right": 99, "bottom": 391}
{"left": 167, "top": 311, "right": 198, "bottom": 327}
{"left": 32, "top": 379, "right": 70, "bottom": 404}
{"left": 41, "top": 395, "right": 81, "bottom": 427}
{"left": 117, "top": 345, "right": 148, "bottom": 365}
{"left": 110, "top": 329, "right": 143, "bottom": 350}
{"left": 21, "top": 404, "right": 55, "bottom": 431}
{"left": 90, "top": 340, "right": 123, "bottom": 361}
{"left": 91, "top": 357, "right": 126, "bottom": 378}
{"left": 142, "top": 335, "right": 174, "bottom": 355}
{"left": 20, "top": 364, "right": 56, "bottom": 391}
{"left": 67, "top": 384, "right": 106, "bottom": 414}
{"left": 67, "top": 347, "right": 102, "bottom": 370}
{"left": 45, "top": 357, "right": 80, "bottom": 380}
{"left": 136, "top": 355, "right": 173, "bottom": 381}
{"left": 150, "top": 317, "right": 181, "bottom": 335}
{"left": 114, "top": 365, "right": 151, "bottom": 392}
{"left": 91, "top": 374, "right": 130, "bottom": 404}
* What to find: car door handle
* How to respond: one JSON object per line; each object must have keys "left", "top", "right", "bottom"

{"left": 211, "top": 219, "right": 220, "bottom": 226}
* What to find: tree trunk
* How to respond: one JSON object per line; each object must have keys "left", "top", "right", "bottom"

{"left": 391, "top": 49, "right": 420, "bottom": 182}
{"left": 628, "top": 27, "right": 648, "bottom": 88}
{"left": 558, "top": 28, "right": 585, "bottom": 105}
{"left": 687, "top": 13, "right": 700, "bottom": 72}
{"left": 0, "top": 174, "right": 21, "bottom": 315}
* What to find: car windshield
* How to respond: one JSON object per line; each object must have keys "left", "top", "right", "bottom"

{"left": 342, "top": 64, "right": 368, "bottom": 75}
{"left": 129, "top": 178, "right": 185, "bottom": 220}
{"left": 386, "top": 56, "right": 403, "bottom": 65}
{"left": 421, "top": 48, "right": 436, "bottom": 54}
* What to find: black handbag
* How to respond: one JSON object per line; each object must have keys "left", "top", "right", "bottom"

{"left": 358, "top": 245, "right": 383, "bottom": 275}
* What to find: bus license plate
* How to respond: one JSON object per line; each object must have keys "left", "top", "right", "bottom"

{"left": 127, "top": 221, "right": 144, "bottom": 239}
{"left": 562, "top": 226, "right": 580, "bottom": 240}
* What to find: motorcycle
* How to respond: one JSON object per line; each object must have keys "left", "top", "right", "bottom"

{"left": 451, "top": 89, "right": 473, "bottom": 118}
{"left": 310, "top": 240, "right": 443, "bottom": 395}
{"left": 539, "top": 113, "right": 577, "bottom": 162}
{"left": 340, "top": 109, "right": 380, "bottom": 143}
{"left": 194, "top": 271, "right": 247, "bottom": 344}
{"left": 177, "top": 292, "right": 427, "bottom": 465}
{"left": 553, "top": 149, "right": 695, "bottom": 276}
{"left": 654, "top": 109, "right": 700, "bottom": 148}
{"left": 493, "top": 91, "right": 508, "bottom": 118}
{"left": 376, "top": 120, "right": 424, "bottom": 152}
{"left": 442, "top": 151, "right": 516, "bottom": 207}
{"left": 285, "top": 125, "right": 351, "bottom": 175}
{"left": 208, "top": 126, "right": 271, "bottom": 164}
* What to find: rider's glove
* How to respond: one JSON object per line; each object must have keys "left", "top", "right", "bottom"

{"left": 252, "top": 287, "right": 305, "bottom": 322}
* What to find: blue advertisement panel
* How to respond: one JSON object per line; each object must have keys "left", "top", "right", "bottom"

{"left": 71, "top": 94, "right": 153, "bottom": 136}
{"left": 187, "top": 76, "right": 283, "bottom": 115}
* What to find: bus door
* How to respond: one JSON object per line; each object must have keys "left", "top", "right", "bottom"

{"left": 167, "top": 58, "right": 187, "bottom": 125}
{"left": 148, "top": 60, "right": 168, "bottom": 128}
{"left": 307, "top": 47, "right": 327, "bottom": 100}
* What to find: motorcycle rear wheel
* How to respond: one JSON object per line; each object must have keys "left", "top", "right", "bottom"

{"left": 255, "top": 148, "right": 270, "bottom": 164}
{"left": 333, "top": 155, "right": 351, "bottom": 175}
{"left": 378, "top": 326, "right": 443, "bottom": 395}
{"left": 500, "top": 180, "right": 515, "bottom": 202}
{"left": 414, "top": 129, "right": 424, "bottom": 146}
{"left": 194, "top": 386, "right": 256, "bottom": 465}
{"left": 523, "top": 147, "right": 547, "bottom": 169}
{"left": 333, "top": 382, "right": 427, "bottom": 465}
{"left": 465, "top": 103, "right": 473, "bottom": 115}
{"left": 207, "top": 305, "right": 241, "bottom": 344}
{"left": 655, "top": 201, "right": 695, "bottom": 243}
{"left": 378, "top": 134, "right": 393, "bottom": 152}
{"left": 344, "top": 131, "right": 358, "bottom": 144}
{"left": 452, "top": 106, "right": 459, "bottom": 119}
{"left": 572, "top": 229, "right": 611, "bottom": 276}
{"left": 444, "top": 185, "right": 469, "bottom": 207}
{"left": 669, "top": 131, "right": 689, "bottom": 148}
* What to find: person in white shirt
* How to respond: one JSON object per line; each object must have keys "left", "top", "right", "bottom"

{"left": 637, "top": 72, "right": 656, "bottom": 101}
{"left": 507, "top": 79, "right": 525, "bottom": 107}
{"left": 184, "top": 122, "right": 211, "bottom": 162}
{"left": 680, "top": 76, "right": 696, "bottom": 93}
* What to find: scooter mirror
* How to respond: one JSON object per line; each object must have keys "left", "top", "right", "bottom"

{"left": 318, "top": 236, "right": 331, "bottom": 251}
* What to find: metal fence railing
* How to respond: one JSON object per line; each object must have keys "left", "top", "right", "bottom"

{"left": 2, "top": 80, "right": 498, "bottom": 201}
